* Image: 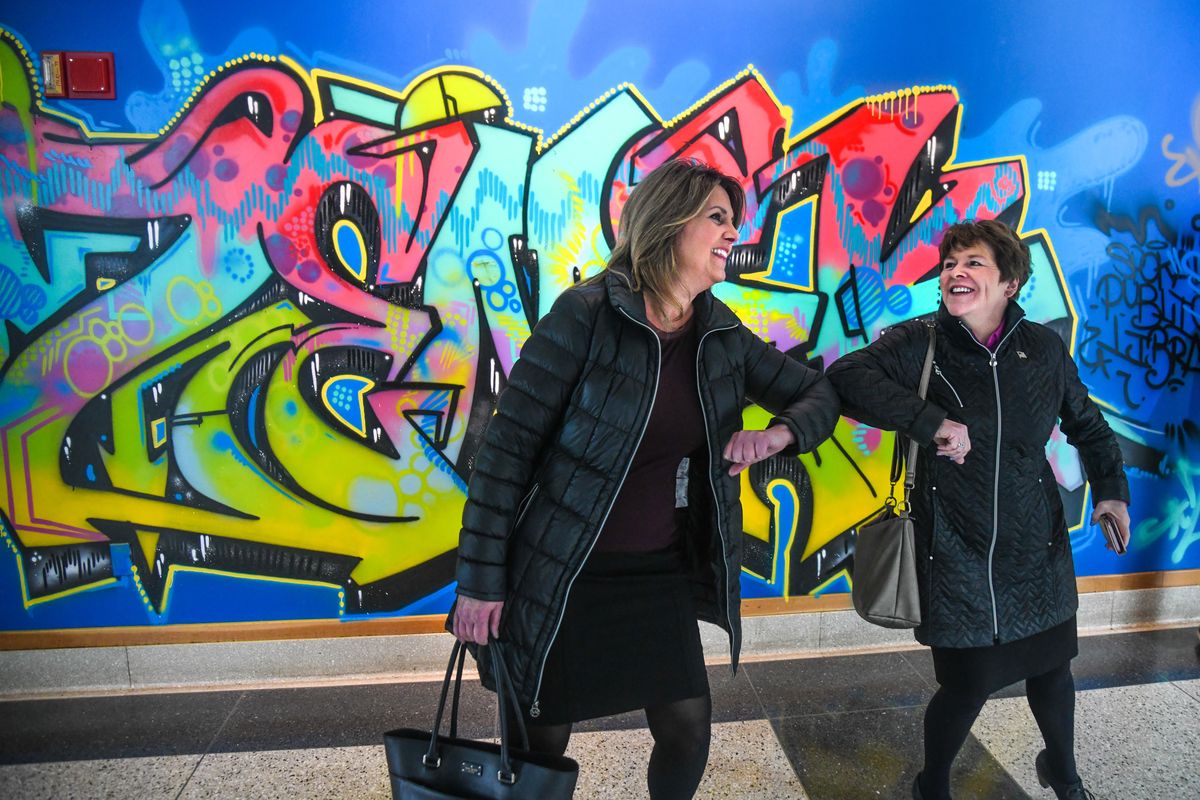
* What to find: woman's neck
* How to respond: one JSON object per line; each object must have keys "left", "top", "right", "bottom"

{"left": 645, "top": 283, "right": 701, "bottom": 332}
{"left": 964, "top": 307, "right": 1007, "bottom": 344}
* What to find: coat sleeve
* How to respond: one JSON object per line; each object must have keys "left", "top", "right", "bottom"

{"left": 455, "top": 289, "right": 594, "bottom": 601}
{"left": 824, "top": 323, "right": 947, "bottom": 446}
{"left": 1055, "top": 336, "right": 1131, "bottom": 505}
{"left": 738, "top": 325, "right": 840, "bottom": 456}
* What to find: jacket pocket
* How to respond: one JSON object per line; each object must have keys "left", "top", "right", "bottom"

{"left": 933, "top": 364, "right": 964, "bottom": 408}
{"left": 925, "top": 482, "right": 940, "bottom": 626}
{"left": 513, "top": 483, "right": 540, "bottom": 529}
{"left": 1035, "top": 475, "right": 1065, "bottom": 551}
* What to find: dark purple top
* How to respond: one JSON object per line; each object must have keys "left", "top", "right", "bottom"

{"left": 592, "top": 314, "right": 707, "bottom": 553}
{"left": 984, "top": 319, "right": 1006, "bottom": 351}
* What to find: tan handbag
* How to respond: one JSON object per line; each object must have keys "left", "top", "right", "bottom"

{"left": 850, "top": 324, "right": 936, "bottom": 629}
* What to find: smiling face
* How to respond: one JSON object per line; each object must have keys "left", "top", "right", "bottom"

{"left": 940, "top": 240, "right": 1020, "bottom": 333}
{"left": 672, "top": 186, "right": 739, "bottom": 295}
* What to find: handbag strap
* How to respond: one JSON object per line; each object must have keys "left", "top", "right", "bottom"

{"left": 448, "top": 642, "right": 466, "bottom": 739}
{"left": 901, "top": 323, "right": 938, "bottom": 504}
{"left": 422, "top": 641, "right": 530, "bottom": 784}
{"left": 487, "top": 642, "right": 531, "bottom": 752}
{"left": 487, "top": 641, "right": 530, "bottom": 785}
{"left": 423, "top": 640, "right": 467, "bottom": 768}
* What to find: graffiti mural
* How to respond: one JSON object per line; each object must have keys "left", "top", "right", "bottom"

{"left": 0, "top": 6, "right": 1195, "bottom": 631}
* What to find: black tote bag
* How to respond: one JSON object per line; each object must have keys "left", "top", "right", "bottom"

{"left": 384, "top": 641, "right": 578, "bottom": 799}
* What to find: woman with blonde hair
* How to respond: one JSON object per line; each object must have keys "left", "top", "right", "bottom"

{"left": 451, "top": 158, "right": 839, "bottom": 797}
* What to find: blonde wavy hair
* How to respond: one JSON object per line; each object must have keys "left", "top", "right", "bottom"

{"left": 602, "top": 158, "right": 745, "bottom": 322}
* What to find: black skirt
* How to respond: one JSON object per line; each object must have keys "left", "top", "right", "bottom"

{"left": 931, "top": 615, "right": 1078, "bottom": 696}
{"left": 527, "top": 548, "right": 709, "bottom": 726}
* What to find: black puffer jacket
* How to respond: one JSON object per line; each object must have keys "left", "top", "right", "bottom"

{"left": 455, "top": 268, "right": 839, "bottom": 713}
{"left": 826, "top": 302, "right": 1129, "bottom": 648}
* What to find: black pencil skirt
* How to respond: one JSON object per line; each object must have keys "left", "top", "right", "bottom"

{"left": 527, "top": 548, "right": 710, "bottom": 726}
{"left": 931, "top": 615, "right": 1079, "bottom": 696}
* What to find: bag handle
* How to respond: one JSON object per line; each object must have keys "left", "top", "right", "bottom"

{"left": 448, "top": 641, "right": 466, "bottom": 739}
{"left": 423, "top": 640, "right": 467, "bottom": 768}
{"left": 906, "top": 323, "right": 938, "bottom": 495}
{"left": 488, "top": 642, "right": 530, "bottom": 751}
{"left": 422, "top": 640, "right": 530, "bottom": 786}
{"left": 889, "top": 323, "right": 937, "bottom": 511}
{"left": 488, "top": 641, "right": 529, "bottom": 784}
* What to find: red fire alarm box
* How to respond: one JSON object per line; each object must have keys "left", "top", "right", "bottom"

{"left": 40, "top": 51, "right": 115, "bottom": 100}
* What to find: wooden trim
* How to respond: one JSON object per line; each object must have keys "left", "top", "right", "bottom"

{"left": 2, "top": 569, "right": 1196, "bottom": 651}
{"left": 741, "top": 594, "right": 854, "bottom": 616}
{"left": 1077, "top": 568, "right": 1200, "bottom": 593}
{"left": 1160, "top": 569, "right": 1200, "bottom": 588}
{"left": 0, "top": 614, "right": 449, "bottom": 651}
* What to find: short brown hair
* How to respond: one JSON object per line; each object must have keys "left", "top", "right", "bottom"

{"left": 606, "top": 158, "right": 745, "bottom": 321}
{"left": 938, "top": 219, "right": 1031, "bottom": 290}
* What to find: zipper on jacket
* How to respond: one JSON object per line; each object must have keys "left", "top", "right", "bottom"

{"left": 958, "top": 319, "right": 1022, "bottom": 641}
{"left": 933, "top": 364, "right": 964, "bottom": 408}
{"left": 527, "top": 307, "right": 662, "bottom": 717}
{"left": 695, "top": 322, "right": 740, "bottom": 664}
{"left": 986, "top": 352, "right": 1002, "bottom": 640}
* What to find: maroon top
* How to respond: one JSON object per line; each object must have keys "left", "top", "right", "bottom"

{"left": 984, "top": 319, "right": 1006, "bottom": 351}
{"left": 592, "top": 314, "right": 707, "bottom": 553}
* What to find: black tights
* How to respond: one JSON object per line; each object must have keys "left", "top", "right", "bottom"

{"left": 523, "top": 694, "right": 713, "bottom": 800}
{"left": 919, "top": 662, "right": 1077, "bottom": 799}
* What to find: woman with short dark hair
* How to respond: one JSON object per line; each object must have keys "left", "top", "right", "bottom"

{"left": 452, "top": 158, "right": 840, "bottom": 798}
{"left": 827, "top": 219, "right": 1130, "bottom": 800}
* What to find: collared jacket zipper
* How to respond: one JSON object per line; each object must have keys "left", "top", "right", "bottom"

{"left": 958, "top": 319, "right": 1023, "bottom": 640}
{"left": 527, "top": 310, "right": 741, "bottom": 717}
{"left": 528, "top": 307, "right": 661, "bottom": 717}
{"left": 695, "top": 322, "right": 741, "bottom": 664}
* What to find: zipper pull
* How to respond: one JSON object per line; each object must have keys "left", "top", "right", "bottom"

{"left": 530, "top": 700, "right": 540, "bottom": 718}
{"left": 989, "top": 355, "right": 997, "bottom": 368}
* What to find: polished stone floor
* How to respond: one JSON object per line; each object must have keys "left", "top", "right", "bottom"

{"left": 1, "top": 625, "right": 1197, "bottom": 799}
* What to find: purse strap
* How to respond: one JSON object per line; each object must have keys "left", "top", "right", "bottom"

{"left": 424, "top": 641, "right": 466, "bottom": 767}
{"left": 892, "top": 322, "right": 937, "bottom": 510}
{"left": 488, "top": 642, "right": 530, "bottom": 783}
{"left": 423, "top": 640, "right": 530, "bottom": 785}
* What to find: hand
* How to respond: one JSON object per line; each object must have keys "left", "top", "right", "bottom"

{"left": 933, "top": 419, "right": 971, "bottom": 464}
{"left": 1092, "top": 499, "right": 1131, "bottom": 553}
{"left": 452, "top": 596, "right": 504, "bottom": 644}
{"left": 723, "top": 425, "right": 795, "bottom": 476}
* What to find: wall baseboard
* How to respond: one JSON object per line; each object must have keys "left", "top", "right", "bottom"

{"left": 0, "top": 582, "right": 1196, "bottom": 700}
{"left": 2, "top": 569, "right": 1194, "bottom": 653}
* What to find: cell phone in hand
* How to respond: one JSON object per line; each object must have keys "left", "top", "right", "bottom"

{"left": 1099, "top": 512, "right": 1126, "bottom": 555}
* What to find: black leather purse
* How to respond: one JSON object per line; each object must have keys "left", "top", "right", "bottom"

{"left": 384, "top": 640, "right": 579, "bottom": 799}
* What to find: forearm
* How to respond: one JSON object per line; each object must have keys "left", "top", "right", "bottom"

{"left": 826, "top": 354, "right": 947, "bottom": 445}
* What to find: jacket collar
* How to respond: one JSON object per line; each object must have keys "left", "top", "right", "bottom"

{"left": 937, "top": 300, "right": 1027, "bottom": 351}
{"left": 604, "top": 266, "right": 740, "bottom": 333}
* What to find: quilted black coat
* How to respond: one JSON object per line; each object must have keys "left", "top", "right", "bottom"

{"left": 826, "top": 302, "right": 1129, "bottom": 648}
{"left": 454, "top": 267, "right": 840, "bottom": 713}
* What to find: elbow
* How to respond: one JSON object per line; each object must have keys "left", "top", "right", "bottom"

{"left": 815, "top": 379, "right": 842, "bottom": 437}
